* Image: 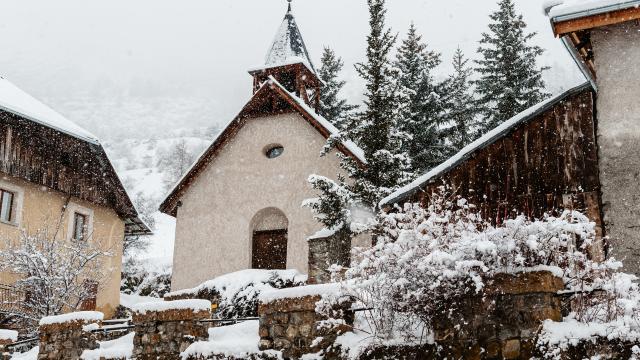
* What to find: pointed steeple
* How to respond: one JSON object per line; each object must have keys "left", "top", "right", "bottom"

{"left": 248, "top": 0, "right": 322, "bottom": 109}
{"left": 264, "top": 0, "right": 316, "bottom": 73}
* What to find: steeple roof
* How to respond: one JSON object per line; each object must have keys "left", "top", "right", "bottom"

{"left": 263, "top": 2, "right": 316, "bottom": 73}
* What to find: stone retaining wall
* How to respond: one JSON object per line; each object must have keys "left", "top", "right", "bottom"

{"left": 132, "top": 305, "right": 210, "bottom": 359}
{"left": 38, "top": 318, "right": 100, "bottom": 359}
{"left": 258, "top": 294, "right": 352, "bottom": 359}
{"left": 432, "top": 271, "right": 564, "bottom": 359}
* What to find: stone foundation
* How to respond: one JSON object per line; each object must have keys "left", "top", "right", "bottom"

{"left": 131, "top": 303, "right": 210, "bottom": 359}
{"left": 433, "top": 271, "right": 564, "bottom": 359}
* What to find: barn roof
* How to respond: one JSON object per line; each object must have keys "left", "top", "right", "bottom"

{"left": 380, "top": 81, "right": 593, "bottom": 208}
{"left": 0, "top": 76, "right": 150, "bottom": 236}
{"left": 159, "top": 76, "right": 365, "bottom": 217}
{"left": 252, "top": 2, "right": 316, "bottom": 75}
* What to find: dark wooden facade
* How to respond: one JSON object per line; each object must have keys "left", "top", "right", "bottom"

{"left": 0, "top": 109, "right": 148, "bottom": 235}
{"left": 385, "top": 83, "right": 604, "bottom": 255}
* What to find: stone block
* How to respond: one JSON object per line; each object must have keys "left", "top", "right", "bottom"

{"left": 502, "top": 339, "right": 521, "bottom": 359}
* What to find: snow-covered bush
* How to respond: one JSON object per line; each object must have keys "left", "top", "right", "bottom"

{"left": 0, "top": 228, "right": 112, "bottom": 327}
{"left": 319, "top": 188, "right": 601, "bottom": 346}
{"left": 166, "top": 269, "right": 307, "bottom": 319}
{"left": 121, "top": 257, "right": 172, "bottom": 298}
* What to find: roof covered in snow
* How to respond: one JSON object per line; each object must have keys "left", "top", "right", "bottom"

{"left": 380, "top": 82, "right": 593, "bottom": 207}
{"left": 256, "top": 2, "right": 316, "bottom": 74}
{"left": 0, "top": 76, "right": 99, "bottom": 144}
{"left": 159, "top": 76, "right": 366, "bottom": 217}
{"left": 545, "top": 0, "right": 640, "bottom": 21}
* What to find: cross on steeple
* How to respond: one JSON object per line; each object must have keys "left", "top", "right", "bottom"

{"left": 248, "top": 0, "right": 322, "bottom": 109}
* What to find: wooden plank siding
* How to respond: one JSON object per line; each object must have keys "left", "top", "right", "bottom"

{"left": 0, "top": 110, "right": 136, "bottom": 220}
{"left": 403, "top": 88, "right": 604, "bottom": 257}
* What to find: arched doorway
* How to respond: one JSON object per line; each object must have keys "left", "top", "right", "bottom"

{"left": 250, "top": 208, "right": 288, "bottom": 270}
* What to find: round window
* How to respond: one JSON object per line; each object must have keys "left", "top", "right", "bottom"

{"left": 265, "top": 145, "right": 284, "bottom": 159}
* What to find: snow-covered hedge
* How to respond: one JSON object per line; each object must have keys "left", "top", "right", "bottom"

{"left": 319, "top": 189, "right": 601, "bottom": 348}
{"left": 166, "top": 269, "right": 307, "bottom": 318}
{"left": 121, "top": 257, "right": 172, "bottom": 298}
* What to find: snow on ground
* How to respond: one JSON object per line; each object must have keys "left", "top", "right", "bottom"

{"left": 120, "top": 293, "right": 163, "bottom": 308}
{"left": 81, "top": 332, "right": 135, "bottom": 360}
{"left": 181, "top": 320, "right": 283, "bottom": 359}
{"left": 10, "top": 346, "right": 38, "bottom": 360}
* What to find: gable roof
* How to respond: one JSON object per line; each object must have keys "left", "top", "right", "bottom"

{"left": 252, "top": 4, "right": 316, "bottom": 75}
{"left": 380, "top": 82, "right": 593, "bottom": 208}
{"left": 0, "top": 76, "right": 99, "bottom": 144}
{"left": 0, "top": 76, "right": 150, "bottom": 236}
{"left": 159, "top": 76, "right": 365, "bottom": 217}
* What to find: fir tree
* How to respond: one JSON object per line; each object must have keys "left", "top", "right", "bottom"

{"left": 474, "top": 0, "right": 549, "bottom": 135}
{"left": 305, "top": 0, "right": 413, "bottom": 231}
{"left": 317, "top": 47, "right": 357, "bottom": 130}
{"left": 394, "top": 23, "right": 447, "bottom": 173}
{"left": 444, "top": 48, "right": 479, "bottom": 151}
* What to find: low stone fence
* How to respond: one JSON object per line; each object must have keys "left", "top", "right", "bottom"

{"left": 37, "top": 311, "right": 103, "bottom": 360}
{"left": 307, "top": 230, "right": 351, "bottom": 285}
{"left": 257, "top": 284, "right": 352, "bottom": 359}
{"left": 432, "top": 271, "right": 564, "bottom": 359}
{"left": 130, "top": 299, "right": 211, "bottom": 359}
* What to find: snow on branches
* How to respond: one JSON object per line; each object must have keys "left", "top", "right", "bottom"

{"left": 319, "top": 188, "right": 606, "bottom": 346}
{"left": 0, "top": 228, "right": 112, "bottom": 325}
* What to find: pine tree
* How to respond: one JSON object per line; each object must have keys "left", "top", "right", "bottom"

{"left": 444, "top": 48, "right": 479, "bottom": 151}
{"left": 394, "top": 23, "right": 447, "bottom": 173}
{"left": 317, "top": 47, "right": 357, "bottom": 130}
{"left": 474, "top": 0, "right": 549, "bottom": 135}
{"left": 305, "top": 0, "right": 413, "bottom": 231}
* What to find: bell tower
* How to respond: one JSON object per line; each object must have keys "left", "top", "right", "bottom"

{"left": 248, "top": 0, "right": 322, "bottom": 109}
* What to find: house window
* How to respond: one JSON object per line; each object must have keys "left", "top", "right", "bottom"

{"left": 265, "top": 145, "right": 284, "bottom": 159}
{"left": 73, "top": 212, "right": 88, "bottom": 241}
{"left": 0, "top": 189, "right": 14, "bottom": 223}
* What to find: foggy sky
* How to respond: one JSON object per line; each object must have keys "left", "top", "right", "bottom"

{"left": 0, "top": 0, "right": 584, "bottom": 139}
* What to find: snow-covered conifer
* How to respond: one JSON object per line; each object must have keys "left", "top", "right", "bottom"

{"left": 306, "top": 0, "right": 414, "bottom": 232}
{"left": 474, "top": 0, "right": 549, "bottom": 136}
{"left": 443, "top": 48, "right": 479, "bottom": 151}
{"left": 394, "top": 23, "right": 448, "bottom": 172}
{"left": 317, "top": 47, "right": 357, "bottom": 130}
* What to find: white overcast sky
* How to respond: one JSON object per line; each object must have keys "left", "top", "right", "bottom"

{"left": 0, "top": 0, "right": 584, "bottom": 139}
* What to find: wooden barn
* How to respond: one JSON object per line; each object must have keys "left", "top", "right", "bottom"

{"left": 380, "top": 82, "right": 605, "bottom": 259}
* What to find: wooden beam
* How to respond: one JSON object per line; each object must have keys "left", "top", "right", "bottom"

{"left": 553, "top": 6, "right": 640, "bottom": 36}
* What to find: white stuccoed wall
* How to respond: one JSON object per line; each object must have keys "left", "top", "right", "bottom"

{"left": 171, "top": 112, "right": 346, "bottom": 291}
{"left": 592, "top": 22, "right": 640, "bottom": 274}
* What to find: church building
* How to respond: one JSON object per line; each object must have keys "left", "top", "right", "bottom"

{"left": 160, "top": 3, "right": 365, "bottom": 291}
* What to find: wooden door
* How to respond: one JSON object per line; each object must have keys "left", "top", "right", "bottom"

{"left": 252, "top": 229, "right": 287, "bottom": 270}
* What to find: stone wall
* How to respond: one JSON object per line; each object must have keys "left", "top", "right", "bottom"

{"left": 131, "top": 305, "right": 210, "bottom": 359}
{"left": 432, "top": 271, "right": 563, "bottom": 359}
{"left": 38, "top": 318, "right": 101, "bottom": 359}
{"left": 258, "top": 294, "right": 352, "bottom": 359}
